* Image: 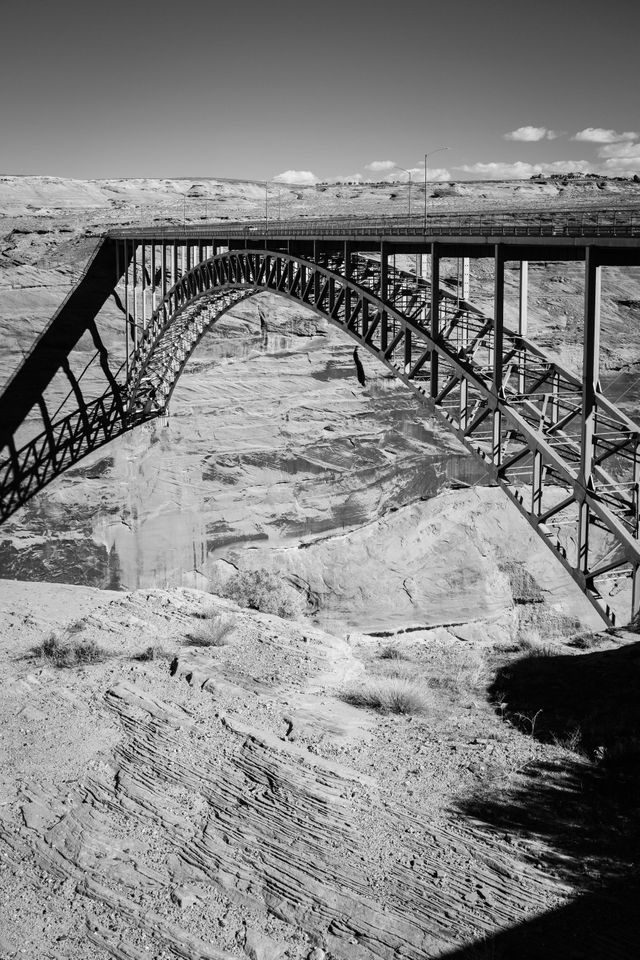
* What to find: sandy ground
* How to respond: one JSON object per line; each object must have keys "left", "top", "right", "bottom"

{"left": 2, "top": 578, "right": 636, "bottom": 960}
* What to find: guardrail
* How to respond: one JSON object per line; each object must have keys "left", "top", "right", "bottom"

{"left": 108, "top": 208, "right": 640, "bottom": 241}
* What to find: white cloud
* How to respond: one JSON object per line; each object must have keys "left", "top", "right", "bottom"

{"left": 426, "top": 167, "right": 451, "bottom": 182}
{"left": 384, "top": 166, "right": 449, "bottom": 182}
{"left": 602, "top": 149, "right": 640, "bottom": 175}
{"left": 273, "top": 170, "right": 318, "bottom": 185}
{"left": 384, "top": 168, "right": 415, "bottom": 181}
{"left": 598, "top": 140, "right": 640, "bottom": 160}
{"left": 455, "top": 160, "right": 594, "bottom": 180}
{"left": 573, "top": 128, "right": 637, "bottom": 143}
{"left": 365, "top": 160, "right": 397, "bottom": 172}
{"left": 329, "top": 173, "right": 367, "bottom": 183}
{"left": 504, "top": 126, "right": 558, "bottom": 142}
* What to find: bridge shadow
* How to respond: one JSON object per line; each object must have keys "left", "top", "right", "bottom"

{"left": 440, "top": 877, "right": 640, "bottom": 958}
{"left": 446, "top": 641, "right": 640, "bottom": 958}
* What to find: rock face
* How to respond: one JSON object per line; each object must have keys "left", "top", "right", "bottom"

{"left": 0, "top": 583, "right": 605, "bottom": 960}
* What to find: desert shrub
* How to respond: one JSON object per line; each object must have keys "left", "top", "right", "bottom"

{"left": 569, "top": 632, "right": 605, "bottom": 650}
{"left": 340, "top": 678, "right": 430, "bottom": 715}
{"left": 191, "top": 603, "right": 220, "bottom": 620}
{"left": 378, "top": 643, "right": 409, "bottom": 660}
{"left": 186, "top": 614, "right": 235, "bottom": 647}
{"left": 421, "top": 645, "right": 486, "bottom": 693}
{"left": 517, "top": 634, "right": 554, "bottom": 657}
{"left": 34, "top": 633, "right": 106, "bottom": 668}
{"left": 552, "top": 725, "right": 584, "bottom": 753}
{"left": 376, "top": 661, "right": 416, "bottom": 680}
{"left": 135, "top": 644, "right": 169, "bottom": 661}
{"left": 220, "top": 569, "right": 304, "bottom": 619}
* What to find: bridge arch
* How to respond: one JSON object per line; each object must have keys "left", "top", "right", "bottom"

{"left": 2, "top": 235, "right": 640, "bottom": 627}
{"left": 126, "top": 249, "right": 436, "bottom": 420}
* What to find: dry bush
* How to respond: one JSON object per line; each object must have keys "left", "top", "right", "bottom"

{"left": 376, "top": 661, "right": 416, "bottom": 680}
{"left": 514, "top": 606, "right": 581, "bottom": 643}
{"left": 378, "top": 642, "right": 410, "bottom": 660}
{"left": 135, "top": 644, "right": 170, "bottom": 662}
{"left": 517, "top": 634, "right": 554, "bottom": 657}
{"left": 569, "top": 632, "right": 605, "bottom": 650}
{"left": 219, "top": 569, "right": 304, "bottom": 619}
{"left": 186, "top": 614, "right": 235, "bottom": 647}
{"left": 34, "top": 633, "right": 106, "bottom": 668}
{"left": 340, "top": 678, "right": 430, "bottom": 715}
{"left": 552, "top": 725, "right": 584, "bottom": 753}
{"left": 191, "top": 603, "right": 221, "bottom": 620}
{"left": 422, "top": 645, "right": 487, "bottom": 694}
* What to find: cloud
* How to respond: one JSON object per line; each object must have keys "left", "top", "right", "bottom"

{"left": 601, "top": 142, "right": 640, "bottom": 174}
{"left": 586, "top": 137, "right": 640, "bottom": 173}
{"left": 504, "top": 126, "right": 558, "bottom": 142}
{"left": 573, "top": 128, "right": 637, "bottom": 143}
{"left": 598, "top": 140, "right": 640, "bottom": 159}
{"left": 455, "top": 160, "right": 594, "bottom": 180}
{"left": 365, "top": 160, "right": 397, "bottom": 172}
{"left": 426, "top": 167, "right": 451, "bottom": 182}
{"left": 328, "top": 173, "right": 367, "bottom": 183}
{"left": 384, "top": 166, "right": 447, "bottom": 182}
{"left": 273, "top": 170, "right": 318, "bottom": 185}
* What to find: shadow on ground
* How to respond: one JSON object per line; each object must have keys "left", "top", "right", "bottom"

{"left": 449, "top": 641, "right": 640, "bottom": 958}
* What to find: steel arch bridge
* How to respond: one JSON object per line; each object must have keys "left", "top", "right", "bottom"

{"left": 2, "top": 211, "right": 640, "bottom": 627}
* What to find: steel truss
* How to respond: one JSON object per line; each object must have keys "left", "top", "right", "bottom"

{"left": 1, "top": 236, "right": 639, "bottom": 627}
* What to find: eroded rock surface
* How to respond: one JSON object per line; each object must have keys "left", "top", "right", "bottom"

{"left": 1, "top": 582, "right": 592, "bottom": 959}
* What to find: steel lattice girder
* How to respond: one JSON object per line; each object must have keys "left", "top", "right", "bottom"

{"left": 2, "top": 239, "right": 640, "bottom": 627}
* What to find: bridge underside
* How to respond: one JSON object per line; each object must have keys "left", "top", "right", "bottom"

{"left": 1, "top": 223, "right": 640, "bottom": 628}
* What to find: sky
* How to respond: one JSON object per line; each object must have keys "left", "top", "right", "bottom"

{"left": 1, "top": 0, "right": 639, "bottom": 182}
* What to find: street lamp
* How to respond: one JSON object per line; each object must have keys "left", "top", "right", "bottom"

{"left": 393, "top": 165, "right": 413, "bottom": 219}
{"left": 264, "top": 180, "right": 283, "bottom": 231}
{"left": 423, "top": 147, "right": 450, "bottom": 229}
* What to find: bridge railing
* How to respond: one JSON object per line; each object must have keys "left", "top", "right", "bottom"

{"left": 108, "top": 208, "right": 640, "bottom": 240}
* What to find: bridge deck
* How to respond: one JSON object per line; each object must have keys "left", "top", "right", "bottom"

{"left": 107, "top": 208, "right": 640, "bottom": 239}
{"left": 107, "top": 211, "right": 640, "bottom": 263}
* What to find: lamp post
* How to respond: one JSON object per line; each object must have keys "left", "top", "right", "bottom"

{"left": 423, "top": 147, "right": 450, "bottom": 229}
{"left": 393, "top": 165, "right": 413, "bottom": 220}
{"left": 264, "top": 180, "right": 283, "bottom": 231}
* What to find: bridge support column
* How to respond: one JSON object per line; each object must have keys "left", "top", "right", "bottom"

{"left": 151, "top": 244, "right": 156, "bottom": 312}
{"left": 632, "top": 566, "right": 640, "bottom": 626}
{"left": 430, "top": 243, "right": 440, "bottom": 397}
{"left": 492, "top": 245, "right": 505, "bottom": 467}
{"left": 132, "top": 241, "right": 138, "bottom": 350}
{"left": 141, "top": 242, "right": 147, "bottom": 332}
{"left": 578, "top": 246, "right": 601, "bottom": 577}
{"left": 532, "top": 449, "right": 543, "bottom": 515}
{"left": 123, "top": 239, "right": 130, "bottom": 376}
{"left": 493, "top": 245, "right": 505, "bottom": 395}
{"left": 461, "top": 258, "right": 470, "bottom": 300}
{"left": 380, "top": 242, "right": 389, "bottom": 352}
{"left": 518, "top": 261, "right": 528, "bottom": 393}
{"left": 344, "top": 241, "right": 353, "bottom": 333}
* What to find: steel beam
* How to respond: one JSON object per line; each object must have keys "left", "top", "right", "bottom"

{"left": 577, "top": 246, "right": 601, "bottom": 575}
{"left": 430, "top": 243, "right": 440, "bottom": 397}
{"left": 580, "top": 247, "right": 601, "bottom": 488}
